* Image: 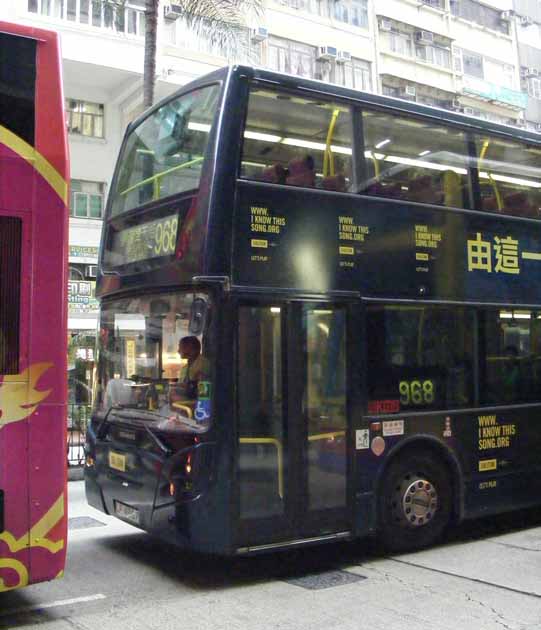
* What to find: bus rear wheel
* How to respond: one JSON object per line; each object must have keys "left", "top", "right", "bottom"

{"left": 379, "top": 451, "right": 452, "bottom": 553}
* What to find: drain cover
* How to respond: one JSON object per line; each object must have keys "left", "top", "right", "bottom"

{"left": 68, "top": 516, "right": 106, "bottom": 530}
{"left": 285, "top": 570, "right": 366, "bottom": 590}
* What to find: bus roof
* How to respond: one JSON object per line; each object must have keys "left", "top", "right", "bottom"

{"left": 128, "top": 65, "right": 541, "bottom": 148}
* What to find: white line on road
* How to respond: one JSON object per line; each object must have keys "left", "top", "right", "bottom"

{"left": 0, "top": 593, "right": 106, "bottom": 617}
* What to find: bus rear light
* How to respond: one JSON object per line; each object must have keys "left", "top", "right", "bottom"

{"left": 175, "top": 198, "right": 198, "bottom": 260}
{"left": 176, "top": 229, "right": 190, "bottom": 261}
{"left": 185, "top": 453, "right": 193, "bottom": 475}
{"left": 169, "top": 483, "right": 175, "bottom": 496}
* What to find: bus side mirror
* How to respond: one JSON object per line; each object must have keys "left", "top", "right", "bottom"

{"left": 189, "top": 298, "right": 207, "bottom": 336}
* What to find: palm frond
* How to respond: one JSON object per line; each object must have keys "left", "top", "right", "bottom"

{"left": 172, "top": 0, "right": 264, "bottom": 61}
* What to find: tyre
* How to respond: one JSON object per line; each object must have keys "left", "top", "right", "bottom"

{"left": 378, "top": 450, "right": 452, "bottom": 553}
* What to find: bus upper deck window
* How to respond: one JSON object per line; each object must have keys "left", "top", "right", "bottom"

{"left": 360, "top": 110, "right": 471, "bottom": 210}
{"left": 473, "top": 136, "right": 541, "bottom": 219}
{"left": 240, "top": 88, "right": 353, "bottom": 193}
{"left": 109, "top": 84, "right": 221, "bottom": 216}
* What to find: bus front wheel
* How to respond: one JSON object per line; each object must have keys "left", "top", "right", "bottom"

{"left": 379, "top": 451, "right": 452, "bottom": 553}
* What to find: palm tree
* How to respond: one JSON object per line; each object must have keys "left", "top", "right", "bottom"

{"left": 101, "top": 0, "right": 263, "bottom": 108}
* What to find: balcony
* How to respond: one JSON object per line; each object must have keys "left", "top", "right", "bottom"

{"left": 27, "top": 0, "right": 145, "bottom": 38}
{"left": 461, "top": 76, "right": 528, "bottom": 110}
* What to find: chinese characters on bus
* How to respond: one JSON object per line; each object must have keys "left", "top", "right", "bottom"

{"left": 467, "top": 231, "right": 541, "bottom": 275}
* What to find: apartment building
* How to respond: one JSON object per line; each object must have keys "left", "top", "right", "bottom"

{"left": 1, "top": 0, "right": 535, "bottom": 403}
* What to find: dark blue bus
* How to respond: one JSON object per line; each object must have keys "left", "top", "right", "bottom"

{"left": 85, "top": 65, "right": 541, "bottom": 554}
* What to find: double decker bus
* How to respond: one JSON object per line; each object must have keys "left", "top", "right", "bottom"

{"left": 86, "top": 65, "right": 541, "bottom": 554}
{"left": 0, "top": 22, "right": 69, "bottom": 589}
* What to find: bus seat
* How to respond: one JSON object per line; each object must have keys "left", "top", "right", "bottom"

{"left": 286, "top": 156, "right": 315, "bottom": 187}
{"left": 322, "top": 174, "right": 347, "bottom": 192}
{"left": 504, "top": 192, "right": 538, "bottom": 218}
{"left": 408, "top": 175, "right": 439, "bottom": 204}
{"left": 364, "top": 181, "right": 402, "bottom": 198}
{"left": 482, "top": 196, "right": 499, "bottom": 212}
{"left": 260, "top": 164, "right": 287, "bottom": 184}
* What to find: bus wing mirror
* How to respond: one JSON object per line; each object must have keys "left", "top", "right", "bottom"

{"left": 189, "top": 298, "right": 207, "bottom": 336}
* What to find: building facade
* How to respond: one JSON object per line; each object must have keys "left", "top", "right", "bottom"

{"left": 2, "top": 0, "right": 538, "bottom": 404}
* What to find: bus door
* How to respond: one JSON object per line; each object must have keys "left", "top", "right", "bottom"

{"left": 235, "top": 301, "right": 351, "bottom": 547}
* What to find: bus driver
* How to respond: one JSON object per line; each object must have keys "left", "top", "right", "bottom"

{"left": 169, "top": 336, "right": 208, "bottom": 408}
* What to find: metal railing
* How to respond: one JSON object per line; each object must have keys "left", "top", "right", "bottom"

{"left": 67, "top": 404, "right": 91, "bottom": 467}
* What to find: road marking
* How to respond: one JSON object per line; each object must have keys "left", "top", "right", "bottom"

{"left": 0, "top": 593, "right": 106, "bottom": 617}
{"left": 391, "top": 558, "right": 541, "bottom": 599}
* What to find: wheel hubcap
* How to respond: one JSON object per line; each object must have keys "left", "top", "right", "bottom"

{"left": 394, "top": 475, "right": 438, "bottom": 528}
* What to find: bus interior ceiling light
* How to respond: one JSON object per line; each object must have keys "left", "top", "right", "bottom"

{"left": 244, "top": 130, "right": 282, "bottom": 142}
{"left": 500, "top": 312, "right": 531, "bottom": 319}
{"left": 187, "top": 122, "right": 211, "bottom": 133}
{"left": 478, "top": 172, "right": 541, "bottom": 188}
{"left": 375, "top": 138, "right": 391, "bottom": 149}
{"left": 244, "top": 130, "right": 352, "bottom": 154}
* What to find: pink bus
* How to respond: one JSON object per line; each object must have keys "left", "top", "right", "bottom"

{"left": 0, "top": 20, "right": 69, "bottom": 591}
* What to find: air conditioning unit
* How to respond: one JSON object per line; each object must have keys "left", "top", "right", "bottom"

{"left": 522, "top": 66, "right": 539, "bottom": 78}
{"left": 535, "top": 123, "right": 541, "bottom": 132}
{"left": 452, "top": 98, "right": 462, "bottom": 109}
{"left": 404, "top": 85, "right": 416, "bottom": 97}
{"left": 500, "top": 10, "right": 513, "bottom": 20}
{"left": 251, "top": 26, "right": 268, "bottom": 42}
{"left": 463, "top": 107, "right": 475, "bottom": 116}
{"left": 379, "top": 17, "right": 392, "bottom": 31}
{"left": 86, "top": 265, "right": 98, "bottom": 278}
{"left": 415, "top": 30, "right": 434, "bottom": 45}
{"left": 317, "top": 45, "right": 338, "bottom": 61}
{"left": 163, "top": 3, "right": 182, "bottom": 20}
{"left": 337, "top": 50, "right": 352, "bottom": 63}
{"left": 520, "top": 15, "right": 534, "bottom": 27}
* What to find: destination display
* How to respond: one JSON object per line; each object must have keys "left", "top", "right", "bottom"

{"left": 233, "top": 183, "right": 541, "bottom": 304}
{"left": 109, "top": 214, "right": 179, "bottom": 266}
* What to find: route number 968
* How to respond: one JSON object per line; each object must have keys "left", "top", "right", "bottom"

{"left": 399, "top": 379, "right": 435, "bottom": 406}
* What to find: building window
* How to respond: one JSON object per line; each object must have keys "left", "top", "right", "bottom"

{"left": 484, "top": 58, "right": 514, "bottom": 89}
{"left": 420, "top": 0, "right": 445, "bottom": 8}
{"left": 70, "top": 180, "right": 105, "bottom": 218}
{"left": 66, "top": 98, "right": 104, "bottom": 138}
{"left": 279, "top": 0, "right": 312, "bottom": 10}
{"left": 27, "top": 0, "right": 145, "bottom": 36}
{"left": 333, "top": 0, "right": 368, "bottom": 28}
{"left": 461, "top": 49, "right": 484, "bottom": 78}
{"left": 388, "top": 30, "right": 413, "bottom": 57}
{"left": 450, "top": 0, "right": 509, "bottom": 35}
{"left": 416, "top": 43, "right": 451, "bottom": 69}
{"left": 455, "top": 48, "right": 515, "bottom": 88}
{"left": 317, "top": 58, "right": 371, "bottom": 91}
{"left": 267, "top": 37, "right": 316, "bottom": 78}
{"left": 382, "top": 28, "right": 451, "bottom": 70}
{"left": 528, "top": 77, "right": 541, "bottom": 100}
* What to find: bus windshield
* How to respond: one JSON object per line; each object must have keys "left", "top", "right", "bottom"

{"left": 95, "top": 291, "right": 214, "bottom": 432}
{"left": 110, "top": 84, "right": 221, "bottom": 216}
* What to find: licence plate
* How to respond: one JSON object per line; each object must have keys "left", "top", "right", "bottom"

{"left": 109, "top": 451, "right": 126, "bottom": 472}
{"left": 114, "top": 500, "right": 140, "bottom": 525}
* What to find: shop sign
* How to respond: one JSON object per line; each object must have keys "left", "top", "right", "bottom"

{"left": 68, "top": 280, "right": 99, "bottom": 313}
{"left": 69, "top": 245, "right": 99, "bottom": 263}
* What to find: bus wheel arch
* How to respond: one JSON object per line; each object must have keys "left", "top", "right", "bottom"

{"left": 376, "top": 439, "right": 462, "bottom": 552}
